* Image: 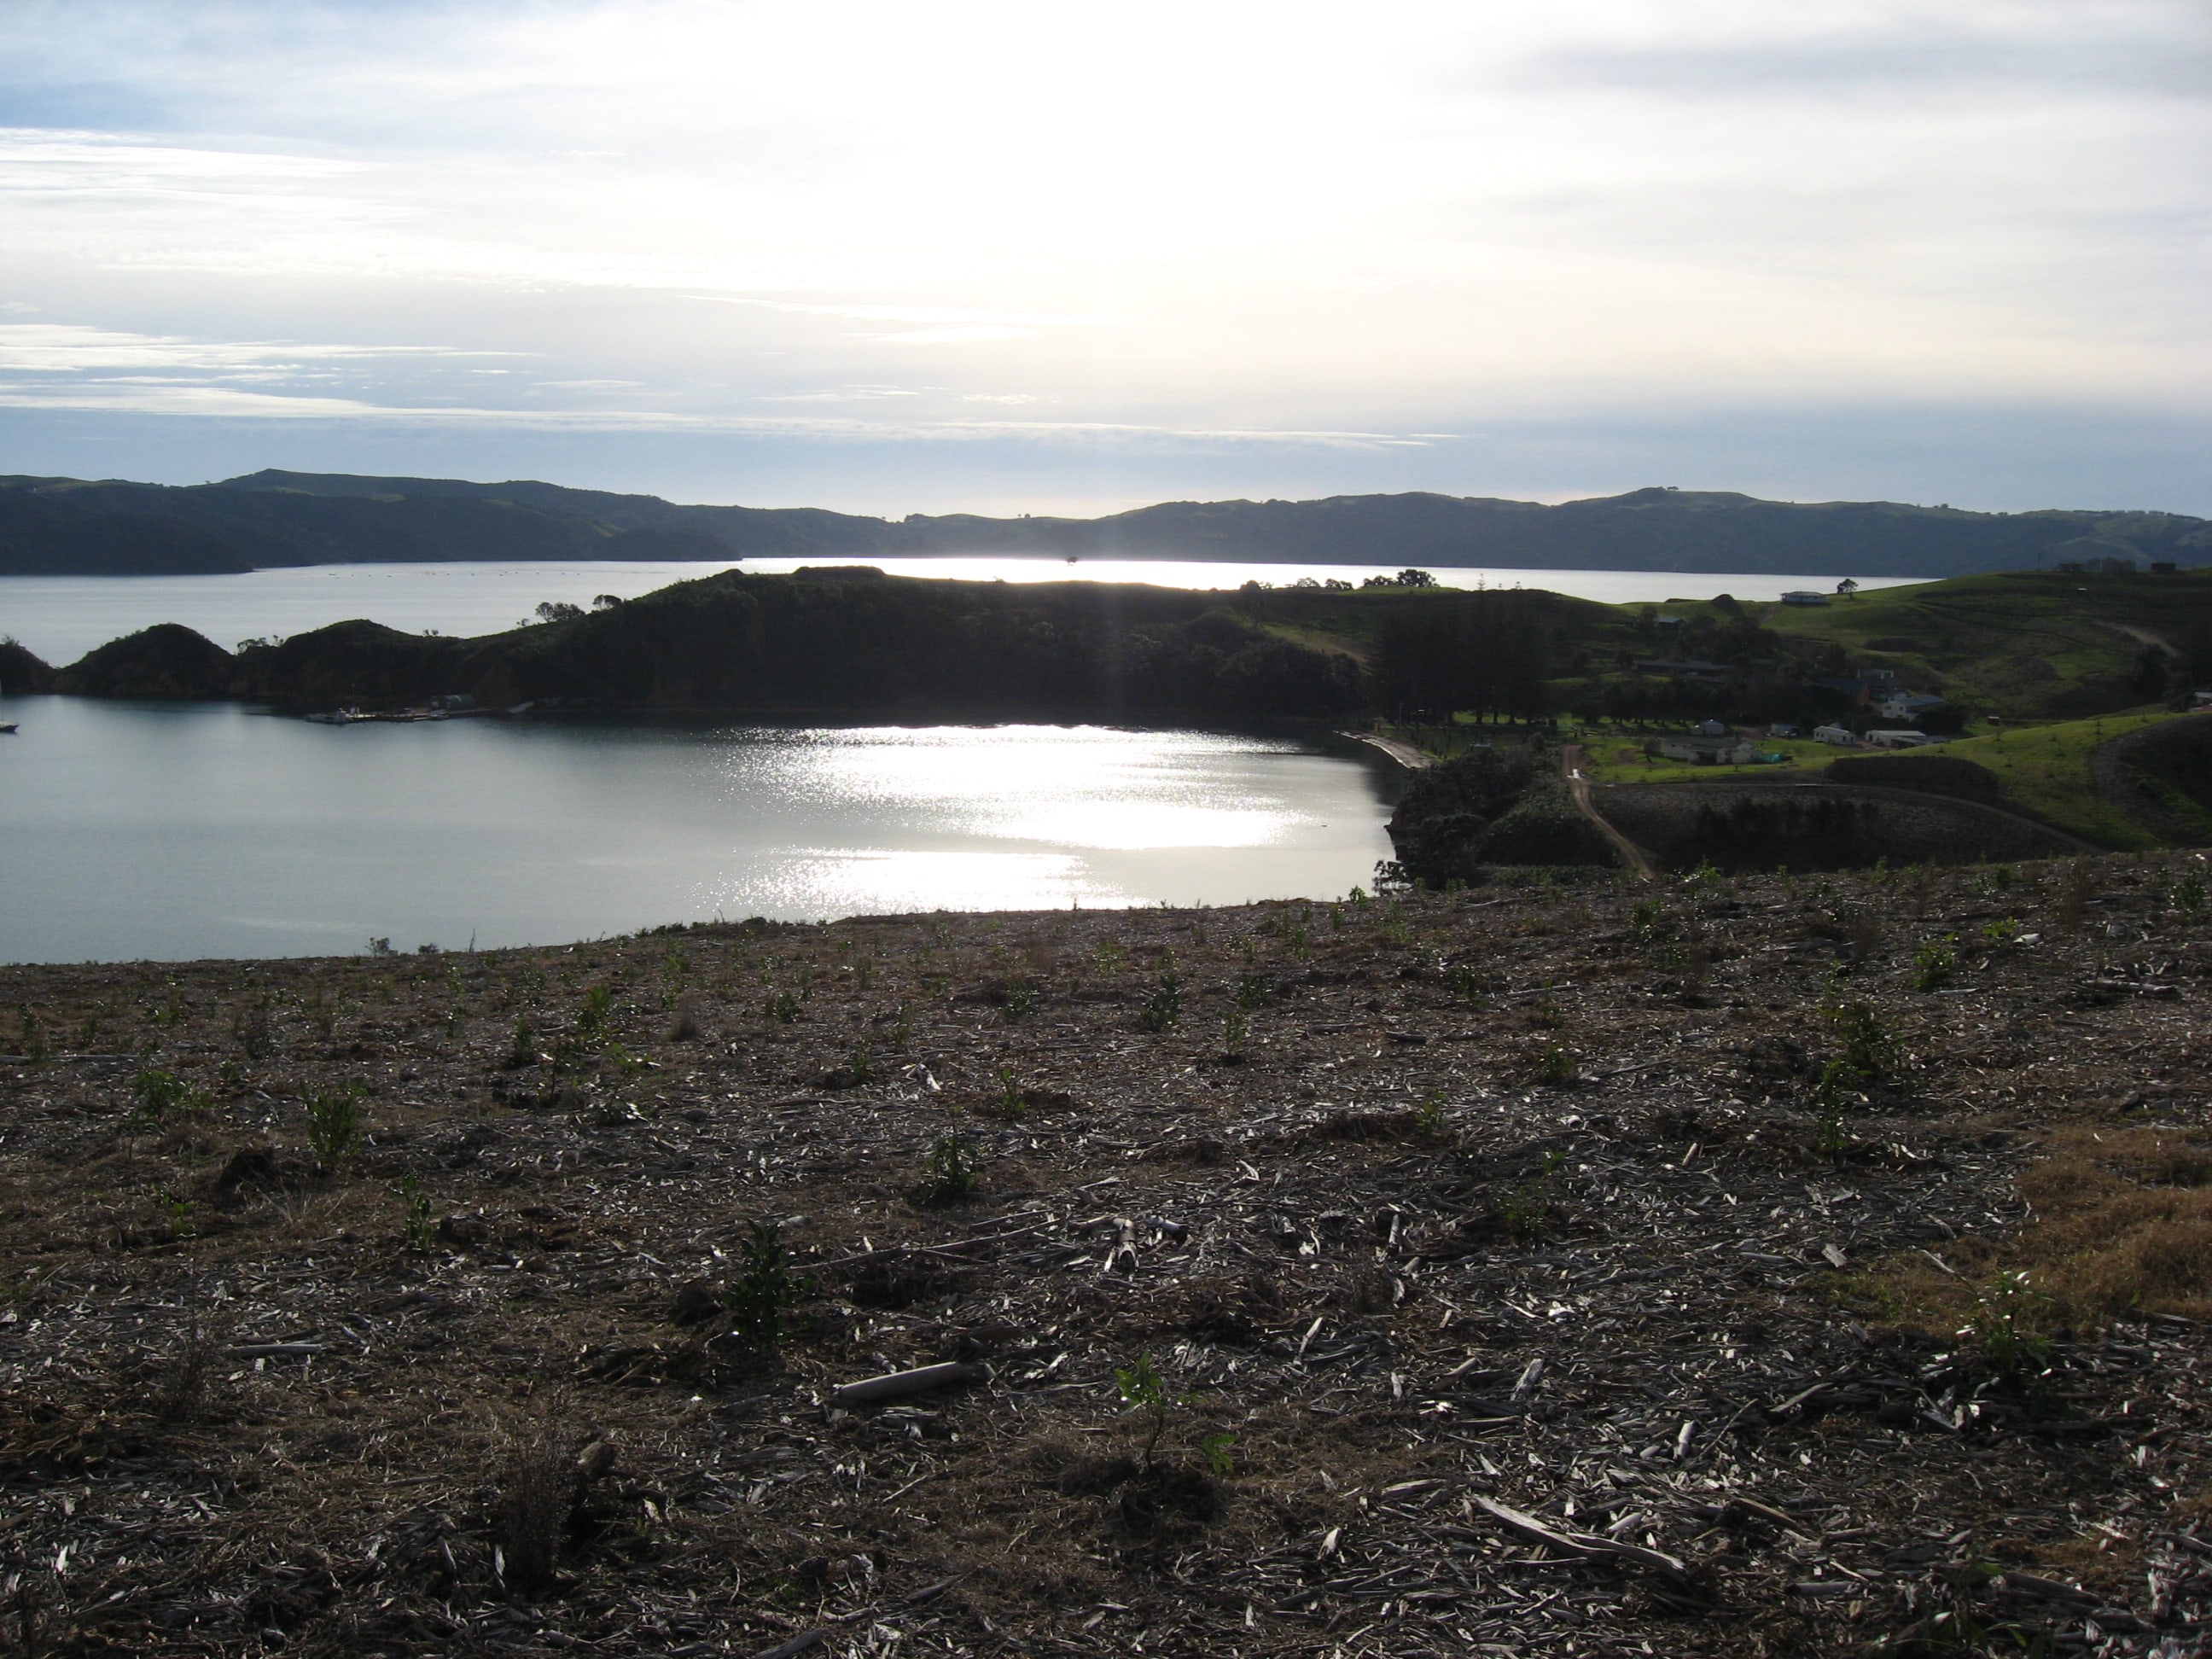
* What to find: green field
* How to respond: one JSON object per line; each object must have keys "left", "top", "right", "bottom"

{"left": 1872, "top": 707, "right": 2190, "bottom": 849}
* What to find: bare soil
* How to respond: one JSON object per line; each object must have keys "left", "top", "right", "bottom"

{"left": 3, "top": 857, "right": 2211, "bottom": 1657}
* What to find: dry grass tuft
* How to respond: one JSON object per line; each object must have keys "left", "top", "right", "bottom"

{"left": 1866, "top": 1125, "right": 2212, "bottom": 1330}
{"left": 495, "top": 1421, "right": 582, "bottom": 1593}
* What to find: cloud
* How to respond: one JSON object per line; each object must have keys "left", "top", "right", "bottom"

{"left": 708, "top": 298, "right": 1112, "bottom": 329}
{"left": 0, "top": 1, "right": 2202, "bottom": 509}
{"left": 1520, "top": 12, "right": 2212, "bottom": 100}
{"left": 0, "top": 323, "right": 500, "bottom": 373}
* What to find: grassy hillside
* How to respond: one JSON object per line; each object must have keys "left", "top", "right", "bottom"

{"left": 1882, "top": 709, "right": 2196, "bottom": 849}
{"left": 1747, "top": 568, "right": 2212, "bottom": 721}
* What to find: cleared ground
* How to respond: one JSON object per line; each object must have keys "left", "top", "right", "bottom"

{"left": 3, "top": 861, "right": 2212, "bottom": 1656}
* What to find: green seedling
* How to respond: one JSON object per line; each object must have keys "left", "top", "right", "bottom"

{"left": 765, "top": 988, "right": 801, "bottom": 1025}
{"left": 1115, "top": 1353, "right": 1172, "bottom": 1468}
{"left": 924, "top": 1131, "right": 979, "bottom": 1201}
{"left": 305, "top": 1082, "right": 364, "bottom": 1172}
{"left": 575, "top": 985, "right": 614, "bottom": 1042}
{"left": 393, "top": 1174, "right": 436, "bottom": 1251}
{"left": 1220, "top": 1005, "right": 1249, "bottom": 1059}
{"left": 1136, "top": 965, "right": 1183, "bottom": 1033}
{"left": 987, "top": 1066, "right": 1027, "bottom": 1123}
{"left": 152, "top": 1186, "right": 198, "bottom": 1234}
{"left": 1819, "top": 983, "right": 1894, "bottom": 1086}
{"left": 1968, "top": 1272, "right": 2054, "bottom": 1388}
{"left": 1413, "top": 1091, "right": 1446, "bottom": 1137}
{"left": 131, "top": 1067, "right": 211, "bottom": 1128}
{"left": 1001, "top": 979, "right": 1038, "bottom": 1023}
{"left": 1495, "top": 1151, "right": 1565, "bottom": 1241}
{"left": 1534, "top": 1041, "right": 1575, "bottom": 1086}
{"left": 1912, "top": 934, "right": 1958, "bottom": 992}
{"left": 1980, "top": 916, "right": 2022, "bottom": 945}
{"left": 725, "top": 1219, "right": 809, "bottom": 1351}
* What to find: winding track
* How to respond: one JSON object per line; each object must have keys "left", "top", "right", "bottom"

{"left": 1559, "top": 744, "right": 1658, "bottom": 881}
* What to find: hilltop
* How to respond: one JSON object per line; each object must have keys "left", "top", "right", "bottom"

{"left": 2, "top": 468, "right": 2205, "bottom": 578}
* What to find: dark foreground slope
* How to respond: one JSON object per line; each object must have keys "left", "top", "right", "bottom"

{"left": 6, "top": 467, "right": 2205, "bottom": 576}
{"left": 3, "top": 859, "right": 2209, "bottom": 1657}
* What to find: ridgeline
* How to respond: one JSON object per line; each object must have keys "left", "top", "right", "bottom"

{"left": 3, "top": 468, "right": 2206, "bottom": 577}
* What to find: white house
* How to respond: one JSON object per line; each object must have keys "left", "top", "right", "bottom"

{"left": 1866, "top": 730, "right": 1941, "bottom": 748}
{"left": 1660, "top": 720, "right": 1758, "bottom": 765}
{"left": 1813, "top": 725, "right": 1856, "bottom": 746}
{"left": 1878, "top": 691, "right": 1948, "bottom": 722}
{"left": 1780, "top": 591, "right": 1829, "bottom": 607}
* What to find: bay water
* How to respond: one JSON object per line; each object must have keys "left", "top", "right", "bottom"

{"left": 0, "top": 699, "right": 1400, "bottom": 963}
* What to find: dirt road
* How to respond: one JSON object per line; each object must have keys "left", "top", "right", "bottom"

{"left": 1560, "top": 742, "right": 1657, "bottom": 880}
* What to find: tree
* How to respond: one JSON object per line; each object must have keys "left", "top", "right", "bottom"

{"left": 1836, "top": 578, "right": 1860, "bottom": 598}
{"left": 1396, "top": 568, "right": 1439, "bottom": 588}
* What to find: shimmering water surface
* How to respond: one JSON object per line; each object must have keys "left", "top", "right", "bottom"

{"left": 0, "top": 558, "right": 1930, "bottom": 666}
{"left": 0, "top": 698, "right": 1399, "bottom": 963}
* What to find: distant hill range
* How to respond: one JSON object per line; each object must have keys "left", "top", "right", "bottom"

{"left": 1, "top": 468, "right": 2205, "bottom": 579}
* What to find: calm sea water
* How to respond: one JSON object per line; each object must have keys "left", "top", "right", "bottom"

{"left": 0, "top": 559, "right": 1929, "bottom": 666}
{"left": 0, "top": 698, "right": 1399, "bottom": 963}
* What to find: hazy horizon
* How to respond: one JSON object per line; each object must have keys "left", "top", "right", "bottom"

{"left": 2, "top": 1, "right": 2206, "bottom": 518}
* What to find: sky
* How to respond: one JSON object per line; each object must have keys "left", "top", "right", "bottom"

{"left": 0, "top": 0, "right": 2205, "bottom": 518}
